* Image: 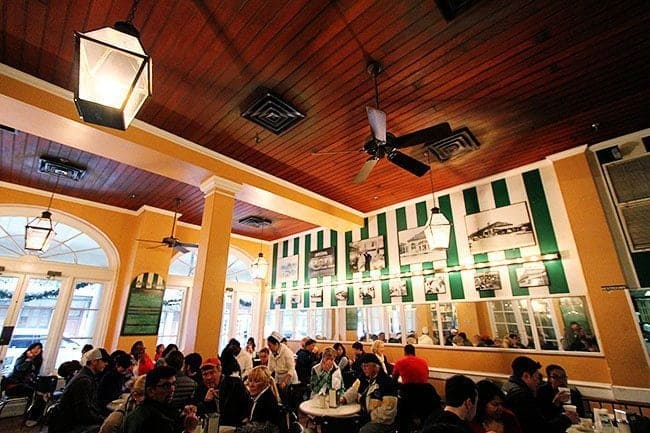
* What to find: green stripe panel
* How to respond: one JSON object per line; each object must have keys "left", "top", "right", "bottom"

{"left": 509, "top": 265, "right": 529, "bottom": 296}
{"left": 381, "top": 280, "right": 390, "bottom": 304}
{"left": 346, "top": 286, "right": 354, "bottom": 306}
{"left": 361, "top": 218, "right": 370, "bottom": 278}
{"left": 439, "top": 195, "right": 459, "bottom": 267}
{"left": 293, "top": 237, "right": 299, "bottom": 255}
{"left": 403, "top": 278, "right": 414, "bottom": 303}
{"left": 317, "top": 231, "right": 324, "bottom": 249}
{"left": 492, "top": 179, "right": 522, "bottom": 259}
{"left": 396, "top": 207, "right": 410, "bottom": 273}
{"left": 304, "top": 234, "right": 311, "bottom": 284}
{"left": 282, "top": 240, "right": 289, "bottom": 257}
{"left": 523, "top": 169, "right": 569, "bottom": 294}
{"left": 271, "top": 243, "right": 279, "bottom": 288}
{"left": 449, "top": 272, "right": 465, "bottom": 300}
{"left": 303, "top": 287, "right": 309, "bottom": 308}
{"left": 377, "top": 212, "right": 389, "bottom": 275}
{"left": 345, "top": 231, "right": 353, "bottom": 278}
{"left": 464, "top": 187, "right": 488, "bottom": 264}
{"left": 329, "top": 230, "right": 337, "bottom": 308}
{"left": 281, "top": 293, "right": 286, "bottom": 309}
{"left": 415, "top": 201, "right": 429, "bottom": 226}
{"left": 270, "top": 291, "right": 275, "bottom": 309}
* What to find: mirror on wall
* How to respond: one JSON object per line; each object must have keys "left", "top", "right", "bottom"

{"left": 269, "top": 296, "right": 600, "bottom": 352}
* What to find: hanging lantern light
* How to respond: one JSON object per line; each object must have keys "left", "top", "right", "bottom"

{"left": 423, "top": 152, "right": 451, "bottom": 250}
{"left": 25, "top": 210, "right": 54, "bottom": 252}
{"left": 250, "top": 252, "right": 269, "bottom": 280}
{"left": 74, "top": 0, "right": 151, "bottom": 130}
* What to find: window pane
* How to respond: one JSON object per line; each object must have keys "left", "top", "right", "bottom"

{"left": 559, "top": 297, "right": 599, "bottom": 351}
{"left": 157, "top": 287, "right": 185, "bottom": 347}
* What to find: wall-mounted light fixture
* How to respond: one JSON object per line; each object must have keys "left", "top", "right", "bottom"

{"left": 74, "top": 0, "right": 151, "bottom": 130}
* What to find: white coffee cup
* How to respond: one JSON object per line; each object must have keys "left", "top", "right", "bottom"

{"left": 558, "top": 386, "right": 571, "bottom": 404}
{"left": 564, "top": 404, "right": 577, "bottom": 413}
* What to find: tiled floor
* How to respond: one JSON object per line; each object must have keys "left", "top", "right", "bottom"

{"left": 0, "top": 415, "right": 47, "bottom": 432}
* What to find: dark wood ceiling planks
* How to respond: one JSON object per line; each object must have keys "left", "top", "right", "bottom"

{"left": 1, "top": 0, "right": 649, "bottom": 240}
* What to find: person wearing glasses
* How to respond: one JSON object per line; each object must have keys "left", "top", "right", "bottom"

{"left": 537, "top": 364, "right": 585, "bottom": 418}
{"left": 123, "top": 365, "right": 200, "bottom": 433}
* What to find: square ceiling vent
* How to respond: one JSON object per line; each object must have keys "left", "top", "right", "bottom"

{"left": 425, "top": 126, "right": 480, "bottom": 162}
{"left": 238, "top": 215, "right": 272, "bottom": 228}
{"left": 38, "top": 155, "right": 87, "bottom": 181}
{"left": 241, "top": 91, "right": 305, "bottom": 135}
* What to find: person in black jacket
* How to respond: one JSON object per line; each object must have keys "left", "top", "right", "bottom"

{"left": 219, "top": 351, "right": 249, "bottom": 426}
{"left": 422, "top": 374, "right": 477, "bottom": 433}
{"left": 3, "top": 342, "right": 43, "bottom": 397}
{"left": 537, "top": 364, "right": 585, "bottom": 418}
{"left": 243, "top": 366, "right": 285, "bottom": 432}
{"left": 97, "top": 351, "right": 133, "bottom": 412}
{"left": 502, "top": 356, "right": 578, "bottom": 433}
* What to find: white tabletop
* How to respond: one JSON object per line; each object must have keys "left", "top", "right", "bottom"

{"left": 299, "top": 398, "right": 361, "bottom": 418}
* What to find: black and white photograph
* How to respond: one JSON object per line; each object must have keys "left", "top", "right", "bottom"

{"left": 389, "top": 279, "right": 408, "bottom": 297}
{"left": 465, "top": 202, "right": 536, "bottom": 255}
{"left": 308, "top": 247, "right": 336, "bottom": 279}
{"left": 310, "top": 287, "right": 323, "bottom": 303}
{"left": 516, "top": 266, "right": 549, "bottom": 287}
{"left": 474, "top": 271, "right": 502, "bottom": 291}
{"left": 335, "top": 288, "right": 349, "bottom": 302}
{"left": 289, "top": 290, "right": 302, "bottom": 305}
{"left": 425, "top": 275, "right": 447, "bottom": 295}
{"left": 349, "top": 236, "right": 386, "bottom": 272}
{"left": 278, "top": 254, "right": 299, "bottom": 282}
{"left": 273, "top": 294, "right": 283, "bottom": 305}
{"left": 358, "top": 283, "right": 377, "bottom": 300}
{"left": 398, "top": 227, "right": 447, "bottom": 266}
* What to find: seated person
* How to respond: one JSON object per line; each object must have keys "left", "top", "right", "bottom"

{"left": 537, "top": 364, "right": 585, "bottom": 418}
{"left": 340, "top": 353, "right": 398, "bottom": 433}
{"left": 3, "top": 342, "right": 43, "bottom": 397}
{"left": 309, "top": 347, "right": 344, "bottom": 399}
{"left": 423, "top": 375, "right": 477, "bottom": 433}
{"left": 469, "top": 379, "right": 522, "bottom": 433}
{"left": 219, "top": 351, "right": 249, "bottom": 427}
{"left": 195, "top": 357, "right": 222, "bottom": 416}
{"left": 97, "top": 351, "right": 133, "bottom": 412}
{"left": 99, "top": 375, "right": 146, "bottom": 433}
{"left": 242, "top": 366, "right": 285, "bottom": 432}
{"left": 166, "top": 350, "right": 197, "bottom": 412}
{"left": 502, "top": 356, "right": 578, "bottom": 433}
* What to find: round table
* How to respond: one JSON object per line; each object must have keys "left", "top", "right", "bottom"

{"left": 299, "top": 398, "right": 361, "bottom": 418}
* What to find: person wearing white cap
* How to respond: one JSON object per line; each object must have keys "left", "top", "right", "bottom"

{"left": 49, "top": 348, "right": 111, "bottom": 433}
{"left": 266, "top": 331, "right": 298, "bottom": 406}
{"left": 418, "top": 327, "right": 434, "bottom": 345}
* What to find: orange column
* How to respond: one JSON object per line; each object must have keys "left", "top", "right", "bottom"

{"left": 551, "top": 150, "right": 650, "bottom": 390}
{"left": 184, "top": 176, "right": 241, "bottom": 357}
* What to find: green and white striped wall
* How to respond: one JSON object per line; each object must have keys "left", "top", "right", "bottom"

{"left": 270, "top": 162, "right": 588, "bottom": 310}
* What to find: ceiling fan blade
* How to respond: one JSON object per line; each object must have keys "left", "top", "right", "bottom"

{"left": 174, "top": 244, "right": 190, "bottom": 254}
{"left": 353, "top": 156, "right": 379, "bottom": 184}
{"left": 136, "top": 238, "right": 164, "bottom": 244}
{"left": 177, "top": 241, "right": 199, "bottom": 249}
{"left": 387, "top": 149, "right": 430, "bottom": 177}
{"left": 392, "top": 122, "right": 452, "bottom": 148}
{"left": 366, "top": 107, "right": 386, "bottom": 142}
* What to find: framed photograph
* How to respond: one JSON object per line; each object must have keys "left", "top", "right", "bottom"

{"left": 465, "top": 202, "right": 536, "bottom": 255}
{"left": 289, "top": 290, "right": 302, "bottom": 305}
{"left": 516, "top": 266, "right": 549, "bottom": 287}
{"left": 349, "top": 236, "right": 386, "bottom": 272}
{"left": 474, "top": 271, "right": 502, "bottom": 291}
{"left": 335, "top": 288, "right": 348, "bottom": 302}
{"left": 358, "top": 283, "right": 376, "bottom": 300}
{"left": 278, "top": 255, "right": 299, "bottom": 282}
{"left": 389, "top": 279, "right": 408, "bottom": 297}
{"left": 273, "top": 294, "right": 283, "bottom": 305}
{"left": 424, "top": 275, "right": 447, "bottom": 295}
{"left": 308, "top": 247, "right": 336, "bottom": 279}
{"left": 310, "top": 287, "right": 323, "bottom": 303}
{"left": 398, "top": 227, "right": 447, "bottom": 266}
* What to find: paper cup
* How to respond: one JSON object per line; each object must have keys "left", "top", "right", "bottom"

{"left": 558, "top": 386, "right": 572, "bottom": 404}
{"left": 564, "top": 404, "right": 577, "bottom": 413}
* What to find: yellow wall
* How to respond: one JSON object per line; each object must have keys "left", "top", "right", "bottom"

{"left": 0, "top": 183, "right": 267, "bottom": 355}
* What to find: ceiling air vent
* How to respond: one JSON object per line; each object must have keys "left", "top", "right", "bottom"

{"left": 241, "top": 90, "right": 305, "bottom": 135}
{"left": 425, "top": 126, "right": 480, "bottom": 162}
{"left": 238, "top": 216, "right": 272, "bottom": 228}
{"left": 38, "top": 156, "right": 87, "bottom": 181}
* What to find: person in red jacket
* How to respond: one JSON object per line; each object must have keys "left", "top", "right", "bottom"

{"left": 130, "top": 340, "right": 154, "bottom": 376}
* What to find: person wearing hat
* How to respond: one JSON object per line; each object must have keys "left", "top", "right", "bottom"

{"left": 195, "top": 357, "right": 222, "bottom": 416}
{"left": 418, "top": 327, "right": 434, "bottom": 345}
{"left": 340, "top": 353, "right": 398, "bottom": 433}
{"left": 266, "top": 331, "right": 298, "bottom": 405}
{"left": 50, "top": 347, "right": 111, "bottom": 433}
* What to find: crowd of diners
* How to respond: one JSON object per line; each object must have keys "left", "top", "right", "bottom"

{"left": 0, "top": 335, "right": 588, "bottom": 433}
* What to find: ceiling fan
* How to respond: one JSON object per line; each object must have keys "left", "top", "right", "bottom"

{"left": 136, "top": 198, "right": 198, "bottom": 254}
{"left": 353, "top": 61, "right": 453, "bottom": 184}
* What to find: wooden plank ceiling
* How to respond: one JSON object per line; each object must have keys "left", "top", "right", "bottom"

{"left": 1, "top": 0, "right": 649, "bottom": 240}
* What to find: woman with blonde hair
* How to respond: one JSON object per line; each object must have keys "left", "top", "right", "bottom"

{"left": 370, "top": 339, "right": 392, "bottom": 375}
{"left": 240, "top": 366, "right": 284, "bottom": 432}
{"left": 99, "top": 374, "right": 146, "bottom": 433}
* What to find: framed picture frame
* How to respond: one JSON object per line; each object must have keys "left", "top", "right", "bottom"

{"left": 358, "top": 283, "right": 377, "bottom": 300}
{"left": 474, "top": 271, "right": 502, "bottom": 291}
{"left": 516, "top": 266, "right": 549, "bottom": 287}
{"left": 308, "top": 247, "right": 336, "bottom": 279}
{"left": 335, "top": 288, "right": 348, "bottom": 302}
{"left": 389, "top": 279, "right": 408, "bottom": 297}
{"left": 349, "top": 236, "right": 386, "bottom": 272}
{"left": 278, "top": 255, "right": 299, "bottom": 282}
{"left": 465, "top": 202, "right": 536, "bottom": 255}
{"left": 310, "top": 287, "right": 323, "bottom": 303}
{"left": 289, "top": 290, "right": 302, "bottom": 305}
{"left": 424, "top": 275, "right": 447, "bottom": 295}
{"left": 398, "top": 227, "right": 447, "bottom": 266}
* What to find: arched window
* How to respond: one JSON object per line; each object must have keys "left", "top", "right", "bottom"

{"left": 0, "top": 209, "right": 117, "bottom": 374}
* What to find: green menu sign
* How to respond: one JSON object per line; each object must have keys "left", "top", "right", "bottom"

{"left": 121, "top": 272, "right": 165, "bottom": 336}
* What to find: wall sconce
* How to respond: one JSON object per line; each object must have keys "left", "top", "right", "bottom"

{"left": 74, "top": 0, "right": 151, "bottom": 130}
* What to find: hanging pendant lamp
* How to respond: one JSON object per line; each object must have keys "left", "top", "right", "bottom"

{"left": 423, "top": 152, "right": 451, "bottom": 250}
{"left": 74, "top": 0, "right": 151, "bottom": 130}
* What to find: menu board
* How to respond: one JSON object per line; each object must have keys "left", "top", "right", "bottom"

{"left": 121, "top": 272, "right": 165, "bottom": 336}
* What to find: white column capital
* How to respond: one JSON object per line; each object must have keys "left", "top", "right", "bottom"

{"left": 199, "top": 175, "right": 242, "bottom": 198}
